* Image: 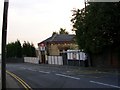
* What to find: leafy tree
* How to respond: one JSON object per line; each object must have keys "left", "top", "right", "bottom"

{"left": 30, "top": 43, "right": 36, "bottom": 57}
{"left": 23, "top": 41, "right": 29, "bottom": 57}
{"left": 6, "top": 40, "right": 36, "bottom": 58}
{"left": 71, "top": 2, "right": 120, "bottom": 54}
{"left": 6, "top": 42, "right": 15, "bottom": 58}
{"left": 59, "top": 28, "right": 68, "bottom": 34}
{"left": 15, "top": 40, "right": 22, "bottom": 58}
{"left": 52, "top": 31, "right": 58, "bottom": 36}
{"left": 52, "top": 28, "right": 69, "bottom": 35}
{"left": 6, "top": 40, "right": 22, "bottom": 58}
{"left": 22, "top": 41, "right": 36, "bottom": 57}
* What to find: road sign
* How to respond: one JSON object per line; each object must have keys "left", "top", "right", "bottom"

{"left": 39, "top": 43, "right": 46, "bottom": 51}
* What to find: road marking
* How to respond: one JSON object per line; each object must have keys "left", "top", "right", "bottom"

{"left": 90, "top": 80, "right": 120, "bottom": 88}
{"left": 21, "top": 67, "right": 26, "bottom": 70}
{"left": 56, "top": 74, "right": 80, "bottom": 80}
{"left": 38, "top": 71, "right": 50, "bottom": 74}
{"left": 27, "top": 69, "right": 36, "bottom": 72}
{"left": 78, "top": 75, "right": 99, "bottom": 78}
{"left": 6, "top": 70, "right": 32, "bottom": 90}
{"left": 23, "top": 68, "right": 50, "bottom": 74}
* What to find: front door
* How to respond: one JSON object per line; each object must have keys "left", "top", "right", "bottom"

{"left": 41, "top": 51, "right": 46, "bottom": 64}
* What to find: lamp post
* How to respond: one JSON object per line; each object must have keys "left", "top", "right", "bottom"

{"left": 1, "top": 0, "right": 9, "bottom": 89}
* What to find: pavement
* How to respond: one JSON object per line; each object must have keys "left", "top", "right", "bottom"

{"left": 0, "top": 63, "right": 120, "bottom": 89}
{"left": 0, "top": 69, "right": 22, "bottom": 89}
{"left": 39, "top": 63, "right": 120, "bottom": 74}
{"left": 6, "top": 74, "right": 22, "bottom": 88}
{"left": 0, "top": 72, "right": 22, "bottom": 89}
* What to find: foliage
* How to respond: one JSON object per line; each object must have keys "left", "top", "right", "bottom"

{"left": 6, "top": 42, "right": 16, "bottom": 58}
{"left": 59, "top": 28, "right": 68, "bottom": 34}
{"left": 52, "top": 28, "right": 69, "bottom": 35}
{"left": 71, "top": 2, "right": 120, "bottom": 54}
{"left": 6, "top": 40, "right": 22, "bottom": 58}
{"left": 22, "top": 41, "right": 36, "bottom": 57}
{"left": 6, "top": 40, "right": 36, "bottom": 58}
{"left": 52, "top": 31, "right": 58, "bottom": 36}
{"left": 15, "top": 40, "right": 22, "bottom": 58}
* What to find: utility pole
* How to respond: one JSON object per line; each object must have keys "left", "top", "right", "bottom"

{"left": 1, "top": 0, "right": 9, "bottom": 89}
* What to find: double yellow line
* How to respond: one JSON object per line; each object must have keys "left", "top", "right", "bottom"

{"left": 6, "top": 70, "right": 32, "bottom": 90}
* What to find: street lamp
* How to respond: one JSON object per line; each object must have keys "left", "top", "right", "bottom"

{"left": 1, "top": 0, "right": 9, "bottom": 89}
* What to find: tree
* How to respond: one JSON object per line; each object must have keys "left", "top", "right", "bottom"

{"left": 22, "top": 41, "right": 30, "bottom": 57}
{"left": 15, "top": 40, "right": 22, "bottom": 58}
{"left": 52, "top": 28, "right": 69, "bottom": 35}
{"left": 30, "top": 43, "right": 36, "bottom": 57}
{"left": 6, "top": 40, "right": 22, "bottom": 58}
{"left": 6, "top": 42, "right": 15, "bottom": 58}
{"left": 71, "top": 8, "right": 86, "bottom": 50}
{"left": 52, "top": 31, "right": 58, "bottom": 36}
{"left": 22, "top": 41, "right": 36, "bottom": 57}
{"left": 6, "top": 40, "right": 36, "bottom": 58}
{"left": 59, "top": 28, "right": 68, "bottom": 34}
{"left": 71, "top": 2, "right": 120, "bottom": 54}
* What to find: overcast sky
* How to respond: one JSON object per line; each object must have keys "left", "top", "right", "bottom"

{"left": 0, "top": 0, "right": 85, "bottom": 50}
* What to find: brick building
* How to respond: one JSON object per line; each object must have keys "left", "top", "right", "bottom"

{"left": 38, "top": 34, "right": 78, "bottom": 63}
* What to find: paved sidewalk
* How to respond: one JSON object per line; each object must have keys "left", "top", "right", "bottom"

{"left": 0, "top": 71, "right": 22, "bottom": 89}
{"left": 35, "top": 63, "right": 120, "bottom": 79}
{"left": 6, "top": 74, "right": 22, "bottom": 88}
{"left": 39, "top": 63, "right": 120, "bottom": 74}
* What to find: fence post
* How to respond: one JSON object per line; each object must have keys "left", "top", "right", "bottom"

{"left": 79, "top": 51, "right": 80, "bottom": 67}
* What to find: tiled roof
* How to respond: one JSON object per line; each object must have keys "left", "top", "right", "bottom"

{"left": 38, "top": 34, "right": 75, "bottom": 45}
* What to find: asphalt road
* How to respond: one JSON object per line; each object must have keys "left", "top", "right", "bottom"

{"left": 6, "top": 63, "right": 120, "bottom": 89}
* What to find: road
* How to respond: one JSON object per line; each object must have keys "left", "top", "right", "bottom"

{"left": 6, "top": 63, "right": 120, "bottom": 89}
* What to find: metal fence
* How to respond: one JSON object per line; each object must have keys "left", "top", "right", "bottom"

{"left": 62, "top": 50, "right": 88, "bottom": 67}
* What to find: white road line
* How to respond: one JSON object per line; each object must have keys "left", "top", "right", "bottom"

{"left": 24, "top": 68, "right": 50, "bottom": 74}
{"left": 78, "top": 75, "right": 85, "bottom": 76}
{"left": 21, "top": 67, "right": 26, "bottom": 70}
{"left": 38, "top": 71, "right": 50, "bottom": 74}
{"left": 56, "top": 74, "right": 80, "bottom": 80}
{"left": 90, "top": 81, "right": 120, "bottom": 88}
{"left": 78, "top": 75, "right": 99, "bottom": 78}
{"left": 27, "top": 69, "right": 36, "bottom": 72}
